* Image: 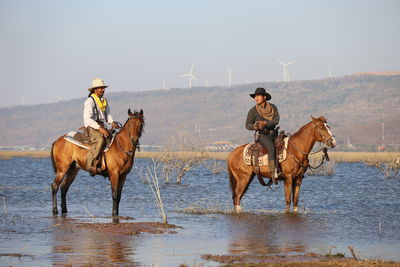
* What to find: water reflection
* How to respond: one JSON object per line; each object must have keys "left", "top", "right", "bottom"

{"left": 50, "top": 217, "right": 139, "bottom": 266}
{"left": 225, "top": 212, "right": 321, "bottom": 255}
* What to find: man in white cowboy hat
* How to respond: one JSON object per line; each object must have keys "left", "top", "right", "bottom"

{"left": 84, "top": 78, "right": 120, "bottom": 175}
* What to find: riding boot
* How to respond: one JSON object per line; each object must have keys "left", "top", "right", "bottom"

{"left": 90, "top": 159, "right": 103, "bottom": 176}
{"left": 86, "top": 154, "right": 99, "bottom": 176}
{"left": 85, "top": 156, "right": 94, "bottom": 174}
{"left": 268, "top": 159, "right": 279, "bottom": 184}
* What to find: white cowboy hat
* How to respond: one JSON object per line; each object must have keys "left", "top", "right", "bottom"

{"left": 88, "top": 78, "right": 109, "bottom": 91}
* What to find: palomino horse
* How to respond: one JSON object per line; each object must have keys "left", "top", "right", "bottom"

{"left": 50, "top": 109, "right": 144, "bottom": 218}
{"left": 228, "top": 116, "right": 336, "bottom": 212}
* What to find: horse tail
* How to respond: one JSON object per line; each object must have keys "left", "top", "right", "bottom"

{"left": 227, "top": 155, "right": 235, "bottom": 195}
{"left": 50, "top": 141, "right": 57, "bottom": 173}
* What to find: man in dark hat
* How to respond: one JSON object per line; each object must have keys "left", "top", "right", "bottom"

{"left": 245, "top": 87, "right": 280, "bottom": 181}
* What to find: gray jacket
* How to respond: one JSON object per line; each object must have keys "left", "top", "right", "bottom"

{"left": 245, "top": 103, "right": 280, "bottom": 133}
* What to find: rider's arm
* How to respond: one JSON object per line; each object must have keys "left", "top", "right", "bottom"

{"left": 83, "top": 98, "right": 100, "bottom": 129}
{"left": 105, "top": 104, "right": 114, "bottom": 124}
{"left": 245, "top": 108, "right": 256, "bottom": 131}
{"left": 266, "top": 104, "right": 280, "bottom": 128}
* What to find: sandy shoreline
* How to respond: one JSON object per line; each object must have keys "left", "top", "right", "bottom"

{"left": 0, "top": 150, "right": 399, "bottom": 162}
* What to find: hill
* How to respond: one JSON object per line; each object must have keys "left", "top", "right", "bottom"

{"left": 1, "top": 74, "right": 399, "bottom": 149}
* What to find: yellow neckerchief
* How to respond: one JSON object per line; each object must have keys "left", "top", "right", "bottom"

{"left": 91, "top": 93, "right": 107, "bottom": 112}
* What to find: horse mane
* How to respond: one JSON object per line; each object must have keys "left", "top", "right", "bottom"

{"left": 291, "top": 120, "right": 313, "bottom": 139}
{"left": 130, "top": 110, "right": 145, "bottom": 124}
{"left": 291, "top": 116, "right": 327, "bottom": 139}
{"left": 318, "top": 116, "right": 327, "bottom": 123}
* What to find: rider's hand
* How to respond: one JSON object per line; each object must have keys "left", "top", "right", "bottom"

{"left": 258, "top": 121, "right": 268, "bottom": 129}
{"left": 111, "top": 121, "right": 120, "bottom": 129}
{"left": 253, "top": 122, "right": 260, "bottom": 130}
{"left": 99, "top": 126, "right": 109, "bottom": 137}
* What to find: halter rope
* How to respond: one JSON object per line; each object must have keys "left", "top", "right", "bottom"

{"left": 284, "top": 124, "right": 331, "bottom": 171}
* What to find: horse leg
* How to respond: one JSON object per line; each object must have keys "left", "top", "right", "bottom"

{"left": 60, "top": 164, "right": 79, "bottom": 214}
{"left": 228, "top": 168, "right": 239, "bottom": 211}
{"left": 114, "top": 174, "right": 127, "bottom": 217}
{"left": 232, "top": 173, "right": 255, "bottom": 213}
{"left": 51, "top": 167, "right": 69, "bottom": 215}
{"left": 110, "top": 173, "right": 127, "bottom": 218}
{"left": 292, "top": 176, "right": 303, "bottom": 212}
{"left": 284, "top": 176, "right": 293, "bottom": 212}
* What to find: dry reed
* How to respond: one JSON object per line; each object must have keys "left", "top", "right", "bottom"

{"left": 0, "top": 150, "right": 50, "bottom": 160}
{"left": 145, "top": 157, "right": 167, "bottom": 224}
{"left": 365, "top": 158, "right": 400, "bottom": 179}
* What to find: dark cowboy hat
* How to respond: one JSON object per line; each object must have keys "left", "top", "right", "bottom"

{"left": 249, "top": 87, "right": 271, "bottom": 100}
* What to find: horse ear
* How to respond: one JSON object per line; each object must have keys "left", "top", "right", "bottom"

{"left": 128, "top": 109, "right": 133, "bottom": 117}
{"left": 140, "top": 109, "right": 143, "bottom": 115}
{"left": 319, "top": 116, "right": 327, "bottom": 123}
{"left": 310, "top": 115, "right": 317, "bottom": 121}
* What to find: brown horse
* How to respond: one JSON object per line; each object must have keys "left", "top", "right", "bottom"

{"left": 228, "top": 116, "right": 336, "bottom": 213}
{"left": 50, "top": 109, "right": 144, "bottom": 218}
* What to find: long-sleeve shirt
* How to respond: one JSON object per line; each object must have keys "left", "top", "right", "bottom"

{"left": 245, "top": 103, "right": 279, "bottom": 132}
{"left": 83, "top": 97, "right": 114, "bottom": 129}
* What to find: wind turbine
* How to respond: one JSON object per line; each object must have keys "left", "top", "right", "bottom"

{"left": 228, "top": 67, "right": 234, "bottom": 87}
{"left": 277, "top": 59, "right": 295, "bottom": 82}
{"left": 162, "top": 80, "right": 166, "bottom": 90}
{"left": 328, "top": 66, "right": 332, "bottom": 78}
{"left": 180, "top": 64, "right": 197, "bottom": 88}
{"left": 204, "top": 76, "right": 209, "bottom": 87}
{"left": 21, "top": 96, "right": 25, "bottom": 106}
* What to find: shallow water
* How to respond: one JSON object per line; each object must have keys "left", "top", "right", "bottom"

{"left": 0, "top": 157, "right": 399, "bottom": 266}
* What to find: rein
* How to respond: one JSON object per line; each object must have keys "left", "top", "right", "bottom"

{"left": 285, "top": 124, "right": 331, "bottom": 171}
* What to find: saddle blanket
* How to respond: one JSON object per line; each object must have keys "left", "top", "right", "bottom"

{"left": 64, "top": 131, "right": 115, "bottom": 152}
{"left": 243, "top": 137, "right": 289, "bottom": 166}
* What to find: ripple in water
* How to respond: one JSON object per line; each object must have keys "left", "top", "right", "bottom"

{"left": 0, "top": 158, "right": 399, "bottom": 266}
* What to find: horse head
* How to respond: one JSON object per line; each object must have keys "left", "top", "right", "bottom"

{"left": 125, "top": 108, "right": 144, "bottom": 144}
{"left": 310, "top": 116, "right": 336, "bottom": 148}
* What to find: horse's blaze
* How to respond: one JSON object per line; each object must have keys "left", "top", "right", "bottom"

{"left": 324, "top": 123, "right": 336, "bottom": 147}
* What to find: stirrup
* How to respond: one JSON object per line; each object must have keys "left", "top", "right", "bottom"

{"left": 272, "top": 170, "right": 279, "bottom": 184}
{"left": 89, "top": 166, "right": 101, "bottom": 176}
{"left": 89, "top": 166, "right": 97, "bottom": 176}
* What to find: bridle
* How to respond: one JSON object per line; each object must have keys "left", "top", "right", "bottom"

{"left": 314, "top": 123, "right": 335, "bottom": 146}
{"left": 115, "top": 115, "right": 143, "bottom": 157}
{"left": 285, "top": 122, "right": 333, "bottom": 171}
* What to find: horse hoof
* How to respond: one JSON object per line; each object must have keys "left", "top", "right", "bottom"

{"left": 53, "top": 209, "right": 58, "bottom": 215}
{"left": 112, "top": 216, "right": 120, "bottom": 224}
{"left": 234, "top": 205, "right": 242, "bottom": 213}
{"left": 293, "top": 207, "right": 298, "bottom": 212}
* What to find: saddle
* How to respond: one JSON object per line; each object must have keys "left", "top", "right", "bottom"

{"left": 243, "top": 131, "right": 289, "bottom": 166}
{"left": 243, "top": 131, "right": 289, "bottom": 185}
{"left": 64, "top": 127, "right": 115, "bottom": 150}
{"left": 64, "top": 127, "right": 116, "bottom": 175}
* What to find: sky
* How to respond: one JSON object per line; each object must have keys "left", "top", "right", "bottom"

{"left": 0, "top": 0, "right": 399, "bottom": 107}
